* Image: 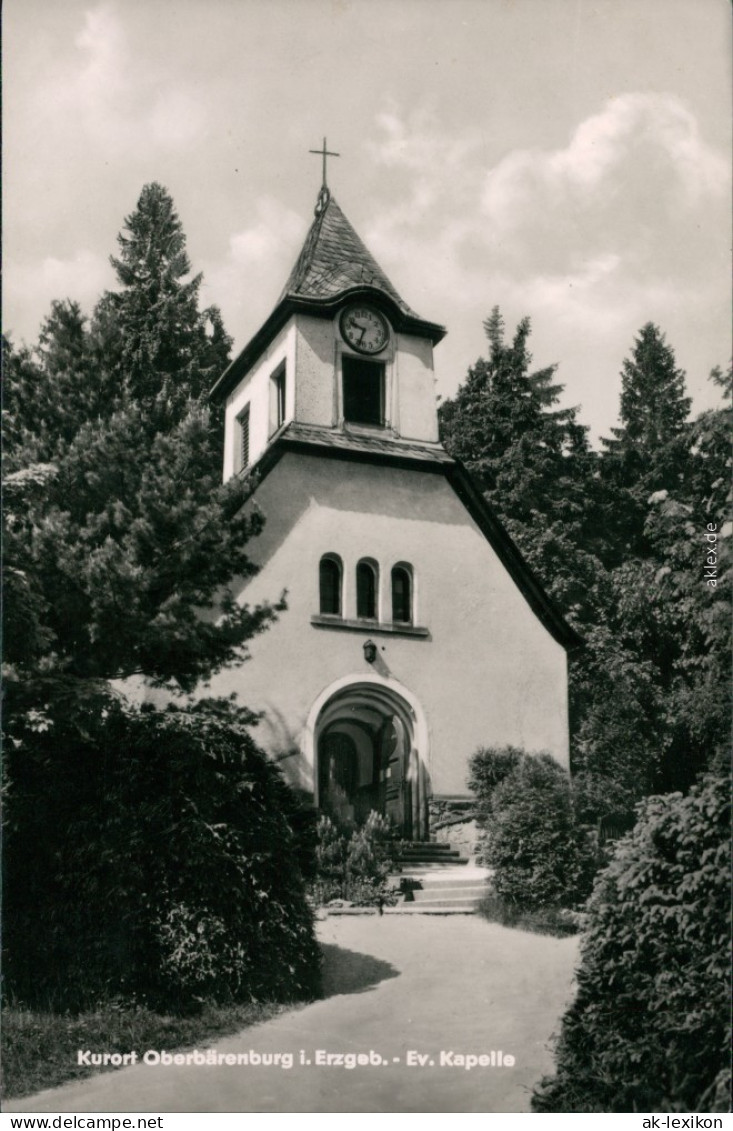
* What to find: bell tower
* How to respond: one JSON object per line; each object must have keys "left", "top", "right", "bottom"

{"left": 205, "top": 153, "right": 575, "bottom": 841}
{"left": 211, "top": 171, "right": 447, "bottom": 482}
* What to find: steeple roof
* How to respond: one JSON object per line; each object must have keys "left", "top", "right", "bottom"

{"left": 210, "top": 186, "right": 445, "bottom": 403}
{"left": 279, "top": 188, "right": 420, "bottom": 318}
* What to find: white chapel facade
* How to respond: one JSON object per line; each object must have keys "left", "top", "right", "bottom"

{"left": 208, "top": 182, "right": 578, "bottom": 840}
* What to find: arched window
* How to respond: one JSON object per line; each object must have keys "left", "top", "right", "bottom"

{"left": 391, "top": 564, "right": 413, "bottom": 624}
{"left": 319, "top": 555, "right": 342, "bottom": 616}
{"left": 356, "top": 559, "right": 378, "bottom": 620}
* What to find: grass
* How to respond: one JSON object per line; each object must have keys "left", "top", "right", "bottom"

{"left": 476, "top": 892, "right": 585, "bottom": 937}
{"left": 2, "top": 998, "right": 297, "bottom": 1100}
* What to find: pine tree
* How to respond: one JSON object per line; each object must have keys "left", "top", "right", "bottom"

{"left": 601, "top": 323, "right": 692, "bottom": 558}
{"left": 97, "top": 182, "right": 231, "bottom": 412}
{"left": 611, "top": 322, "right": 691, "bottom": 452}
{"left": 3, "top": 184, "right": 274, "bottom": 693}
{"left": 2, "top": 186, "right": 321, "bottom": 1017}
{"left": 439, "top": 307, "right": 604, "bottom": 628}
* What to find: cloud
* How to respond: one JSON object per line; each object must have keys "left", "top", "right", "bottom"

{"left": 362, "top": 95, "right": 729, "bottom": 436}
{"left": 481, "top": 93, "right": 729, "bottom": 259}
{"left": 201, "top": 197, "right": 306, "bottom": 344}
{"left": 5, "top": 250, "right": 115, "bottom": 342}
{"left": 42, "top": 3, "right": 207, "bottom": 158}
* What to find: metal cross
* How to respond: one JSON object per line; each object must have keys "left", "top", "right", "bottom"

{"left": 309, "top": 137, "right": 340, "bottom": 188}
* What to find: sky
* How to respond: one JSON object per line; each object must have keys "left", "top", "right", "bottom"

{"left": 4, "top": 0, "right": 731, "bottom": 442}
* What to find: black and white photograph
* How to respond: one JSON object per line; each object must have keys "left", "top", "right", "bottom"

{"left": 2, "top": 0, "right": 731, "bottom": 1118}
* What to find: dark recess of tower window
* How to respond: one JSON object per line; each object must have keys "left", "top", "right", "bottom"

{"left": 270, "top": 363, "right": 286, "bottom": 435}
{"left": 392, "top": 566, "right": 412, "bottom": 624}
{"left": 342, "top": 356, "right": 384, "bottom": 427}
{"left": 319, "top": 555, "right": 342, "bottom": 617}
{"left": 356, "top": 561, "right": 378, "bottom": 619}
{"left": 237, "top": 404, "right": 250, "bottom": 471}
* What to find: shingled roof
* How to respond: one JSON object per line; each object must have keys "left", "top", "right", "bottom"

{"left": 210, "top": 187, "right": 445, "bottom": 402}
{"left": 278, "top": 189, "right": 420, "bottom": 317}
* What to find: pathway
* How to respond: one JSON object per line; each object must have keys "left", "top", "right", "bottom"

{"left": 6, "top": 915, "right": 579, "bottom": 1114}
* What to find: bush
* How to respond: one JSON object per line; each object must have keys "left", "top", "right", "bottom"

{"left": 532, "top": 773, "right": 731, "bottom": 1113}
{"left": 3, "top": 684, "right": 321, "bottom": 1012}
{"left": 468, "top": 746, "right": 524, "bottom": 839}
{"left": 477, "top": 892, "right": 582, "bottom": 937}
{"left": 311, "top": 815, "right": 349, "bottom": 904}
{"left": 489, "top": 755, "right": 596, "bottom": 909}
{"left": 468, "top": 747, "right": 596, "bottom": 910}
{"left": 310, "top": 811, "right": 397, "bottom": 907}
{"left": 570, "top": 769, "right": 637, "bottom": 827}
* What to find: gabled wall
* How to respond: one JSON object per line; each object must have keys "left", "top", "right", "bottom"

{"left": 205, "top": 451, "right": 570, "bottom": 799}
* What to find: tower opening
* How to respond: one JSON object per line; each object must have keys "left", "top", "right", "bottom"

{"left": 342, "top": 356, "right": 384, "bottom": 426}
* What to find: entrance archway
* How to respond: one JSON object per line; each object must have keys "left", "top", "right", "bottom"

{"left": 306, "top": 677, "right": 430, "bottom": 840}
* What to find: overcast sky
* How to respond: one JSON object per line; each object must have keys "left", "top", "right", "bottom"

{"left": 4, "top": 0, "right": 731, "bottom": 441}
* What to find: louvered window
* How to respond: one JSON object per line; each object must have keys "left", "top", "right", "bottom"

{"left": 237, "top": 405, "right": 250, "bottom": 471}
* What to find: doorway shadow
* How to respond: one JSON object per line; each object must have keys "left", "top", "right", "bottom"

{"left": 319, "top": 943, "right": 400, "bottom": 999}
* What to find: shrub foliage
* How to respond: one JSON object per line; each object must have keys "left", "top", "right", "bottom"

{"left": 311, "top": 811, "right": 396, "bottom": 907}
{"left": 533, "top": 773, "right": 731, "bottom": 1113}
{"left": 469, "top": 746, "right": 595, "bottom": 910}
{"left": 3, "top": 685, "right": 321, "bottom": 1011}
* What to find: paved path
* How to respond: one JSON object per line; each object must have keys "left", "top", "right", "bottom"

{"left": 7, "top": 916, "right": 579, "bottom": 1113}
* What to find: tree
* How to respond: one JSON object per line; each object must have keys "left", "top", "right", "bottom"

{"left": 468, "top": 748, "right": 595, "bottom": 911}
{"left": 609, "top": 322, "right": 691, "bottom": 454}
{"left": 99, "top": 183, "right": 231, "bottom": 410}
{"left": 439, "top": 307, "right": 605, "bottom": 630}
{"left": 4, "top": 686, "right": 321, "bottom": 1011}
{"left": 601, "top": 323, "right": 692, "bottom": 559}
{"left": 3, "top": 184, "right": 274, "bottom": 693}
{"left": 584, "top": 363, "right": 731, "bottom": 793}
{"left": 440, "top": 308, "right": 591, "bottom": 527}
{"left": 2, "top": 186, "right": 319, "bottom": 1013}
{"left": 533, "top": 773, "right": 731, "bottom": 1113}
{"left": 440, "top": 311, "right": 728, "bottom": 804}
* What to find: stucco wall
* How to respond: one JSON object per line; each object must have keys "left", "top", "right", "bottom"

{"left": 224, "top": 323, "right": 296, "bottom": 479}
{"left": 205, "top": 451, "right": 570, "bottom": 800}
{"left": 293, "top": 315, "right": 338, "bottom": 426}
{"left": 224, "top": 313, "right": 440, "bottom": 475}
{"left": 394, "top": 333, "right": 439, "bottom": 442}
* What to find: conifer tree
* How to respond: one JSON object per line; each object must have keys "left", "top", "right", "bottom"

{"left": 601, "top": 323, "right": 692, "bottom": 558}
{"left": 99, "top": 182, "right": 231, "bottom": 410}
{"left": 610, "top": 322, "right": 691, "bottom": 453}
{"left": 439, "top": 307, "right": 604, "bottom": 628}
{"left": 3, "top": 184, "right": 274, "bottom": 692}
{"left": 2, "top": 186, "right": 320, "bottom": 1015}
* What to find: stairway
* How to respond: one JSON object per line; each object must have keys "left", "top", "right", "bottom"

{"left": 387, "top": 841, "right": 491, "bottom": 915}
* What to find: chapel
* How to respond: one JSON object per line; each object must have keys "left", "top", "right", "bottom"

{"left": 208, "top": 169, "right": 578, "bottom": 841}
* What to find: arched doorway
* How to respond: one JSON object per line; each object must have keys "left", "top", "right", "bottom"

{"left": 309, "top": 678, "right": 430, "bottom": 840}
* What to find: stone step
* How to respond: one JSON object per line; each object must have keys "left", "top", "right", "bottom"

{"left": 394, "top": 859, "right": 471, "bottom": 870}
{"left": 408, "top": 885, "right": 488, "bottom": 903}
{"left": 398, "top": 841, "right": 456, "bottom": 849}
{"left": 407, "top": 896, "right": 485, "bottom": 909}
{"left": 384, "top": 904, "right": 478, "bottom": 915}
{"left": 409, "top": 875, "right": 489, "bottom": 890}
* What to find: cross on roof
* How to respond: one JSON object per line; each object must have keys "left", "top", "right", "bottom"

{"left": 309, "top": 137, "right": 340, "bottom": 188}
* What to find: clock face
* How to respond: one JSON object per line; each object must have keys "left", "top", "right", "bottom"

{"left": 339, "top": 305, "right": 390, "bottom": 355}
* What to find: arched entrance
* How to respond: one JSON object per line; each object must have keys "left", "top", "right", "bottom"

{"left": 307, "top": 678, "right": 430, "bottom": 840}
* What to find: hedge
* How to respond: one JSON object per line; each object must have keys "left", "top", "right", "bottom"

{"left": 469, "top": 746, "right": 596, "bottom": 910}
{"left": 532, "top": 772, "right": 731, "bottom": 1112}
{"left": 3, "top": 684, "right": 321, "bottom": 1011}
